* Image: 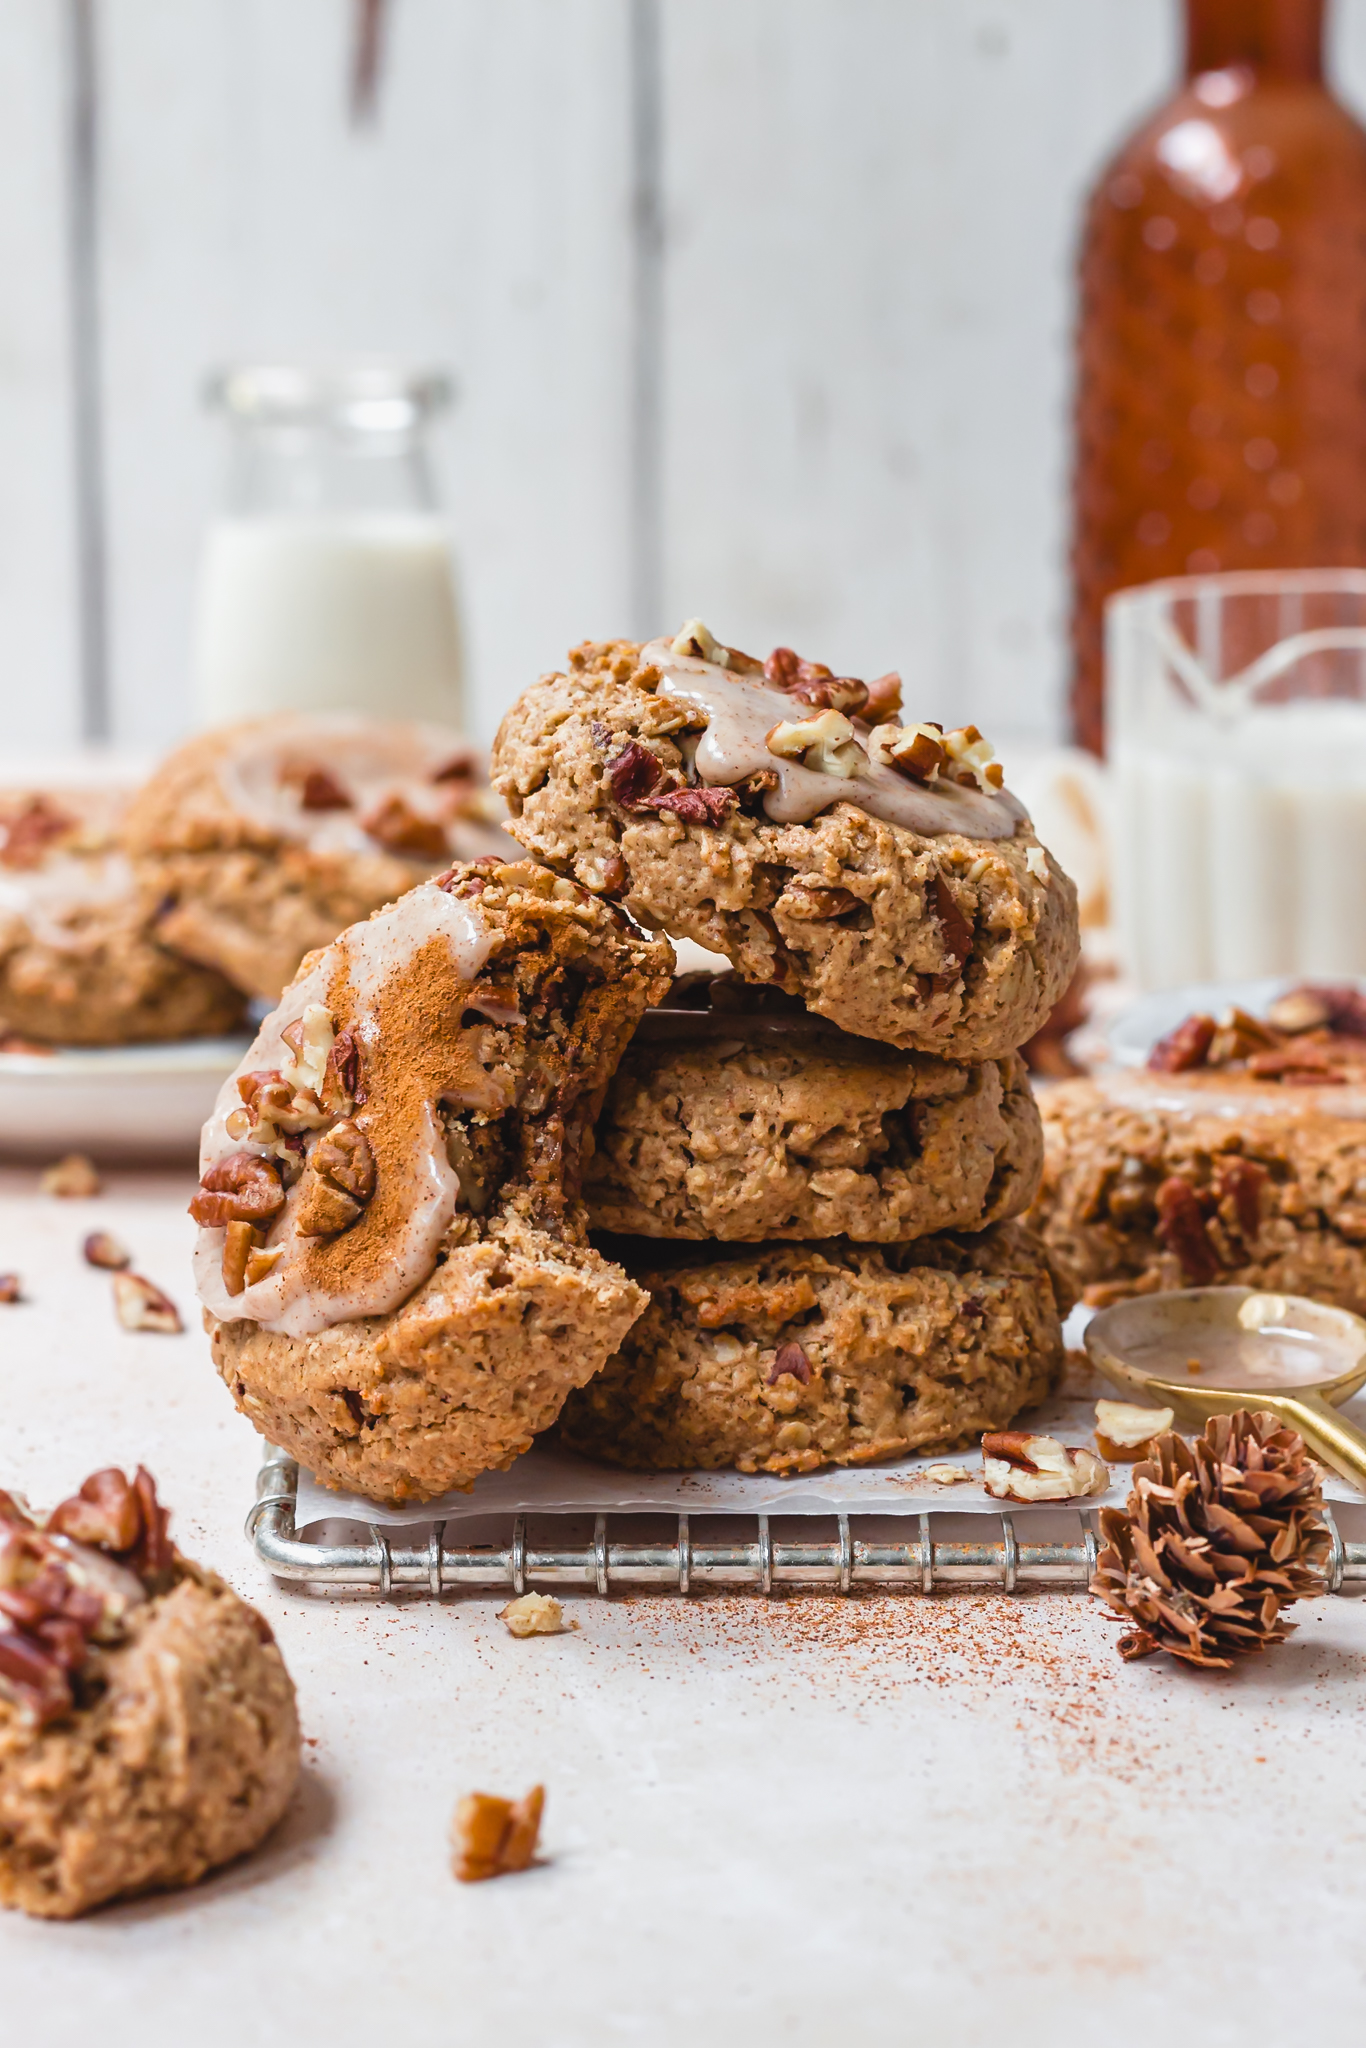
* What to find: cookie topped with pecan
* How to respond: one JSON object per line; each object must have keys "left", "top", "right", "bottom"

{"left": 121, "top": 712, "right": 519, "bottom": 1001}
{"left": 0, "top": 1466, "right": 298, "bottom": 1918}
{"left": 491, "top": 629, "right": 1078, "bottom": 1057}
{"left": 199, "top": 862, "right": 674, "bottom": 1502}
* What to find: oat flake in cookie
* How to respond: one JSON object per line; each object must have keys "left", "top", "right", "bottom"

{"left": 559, "top": 1221, "right": 1071, "bottom": 1477}
{"left": 122, "top": 712, "right": 518, "bottom": 1001}
{"left": 491, "top": 629, "right": 1079, "bottom": 1058}
{"left": 0, "top": 1467, "right": 299, "bottom": 1919}
{"left": 197, "top": 862, "right": 673, "bottom": 1503}
{"left": 587, "top": 972, "right": 1043, "bottom": 1241}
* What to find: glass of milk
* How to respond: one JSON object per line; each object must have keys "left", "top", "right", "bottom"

{"left": 194, "top": 364, "right": 465, "bottom": 728}
{"left": 1108, "top": 570, "right": 1366, "bottom": 990}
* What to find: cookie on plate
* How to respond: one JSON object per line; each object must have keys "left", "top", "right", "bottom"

{"left": 558, "top": 1221, "right": 1070, "bottom": 1477}
{"left": 197, "top": 860, "right": 673, "bottom": 1503}
{"left": 0, "top": 787, "right": 245, "bottom": 1045}
{"left": 0, "top": 1466, "right": 299, "bottom": 1919}
{"left": 586, "top": 972, "right": 1042, "bottom": 1241}
{"left": 492, "top": 630, "right": 1079, "bottom": 1059}
{"left": 122, "top": 713, "right": 518, "bottom": 1001}
{"left": 1034, "top": 996, "right": 1366, "bottom": 1312}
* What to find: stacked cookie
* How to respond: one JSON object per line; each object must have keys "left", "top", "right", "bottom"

{"left": 495, "top": 627, "right": 1082, "bottom": 1477}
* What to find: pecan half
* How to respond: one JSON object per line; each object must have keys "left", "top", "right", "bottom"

{"left": 766, "top": 1341, "right": 812, "bottom": 1386}
{"left": 1148, "top": 1012, "right": 1216, "bottom": 1073}
{"left": 294, "top": 1121, "right": 376, "bottom": 1237}
{"left": 863, "top": 671, "right": 903, "bottom": 722}
{"left": 981, "top": 1433, "right": 1109, "bottom": 1502}
{"left": 1155, "top": 1175, "right": 1219, "bottom": 1284}
{"left": 189, "top": 1152, "right": 286, "bottom": 1228}
{"left": 640, "top": 785, "right": 737, "bottom": 825}
{"left": 1215, "top": 1157, "right": 1268, "bottom": 1247}
{"left": 361, "top": 792, "right": 449, "bottom": 861}
{"left": 605, "top": 741, "right": 666, "bottom": 810}
{"left": 47, "top": 1468, "right": 142, "bottom": 1553}
{"left": 764, "top": 647, "right": 800, "bottom": 689}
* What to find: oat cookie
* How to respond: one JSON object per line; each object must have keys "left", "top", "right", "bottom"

{"left": 559, "top": 1221, "right": 1069, "bottom": 1476}
{"left": 0, "top": 1467, "right": 298, "bottom": 1919}
{"left": 1034, "top": 1071, "right": 1366, "bottom": 1313}
{"left": 492, "top": 632, "right": 1079, "bottom": 1058}
{"left": 587, "top": 973, "right": 1042, "bottom": 1240}
{"left": 198, "top": 861, "right": 673, "bottom": 1502}
{"left": 122, "top": 712, "right": 517, "bottom": 1001}
{"left": 0, "top": 786, "right": 244, "bottom": 1044}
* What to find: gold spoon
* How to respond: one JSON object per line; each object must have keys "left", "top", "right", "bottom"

{"left": 1084, "top": 1285, "right": 1366, "bottom": 1494}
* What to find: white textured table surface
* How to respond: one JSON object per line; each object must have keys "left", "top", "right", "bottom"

{"left": 3, "top": 1168, "right": 1366, "bottom": 2047}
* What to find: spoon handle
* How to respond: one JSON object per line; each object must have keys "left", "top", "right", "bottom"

{"left": 1257, "top": 1392, "right": 1366, "bottom": 1495}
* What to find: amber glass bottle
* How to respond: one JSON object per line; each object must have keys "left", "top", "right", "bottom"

{"left": 1069, "top": 0, "right": 1366, "bottom": 753}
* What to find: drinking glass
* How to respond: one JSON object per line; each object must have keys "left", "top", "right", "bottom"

{"left": 1107, "top": 569, "right": 1366, "bottom": 988}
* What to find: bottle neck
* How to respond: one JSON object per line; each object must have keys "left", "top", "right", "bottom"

{"left": 1185, "top": 0, "right": 1325, "bottom": 82}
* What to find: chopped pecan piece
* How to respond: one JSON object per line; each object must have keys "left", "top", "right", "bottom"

{"left": 1147, "top": 1012, "right": 1216, "bottom": 1073}
{"left": 0, "top": 1274, "right": 20, "bottom": 1304}
{"left": 1215, "top": 1157, "right": 1268, "bottom": 1246}
{"left": 871, "top": 722, "right": 947, "bottom": 783}
{"left": 1266, "top": 987, "right": 1335, "bottom": 1035}
{"left": 640, "top": 785, "right": 737, "bottom": 824}
{"left": 1155, "top": 1176, "right": 1219, "bottom": 1284}
{"left": 222, "top": 1220, "right": 264, "bottom": 1297}
{"left": 1245, "top": 1044, "right": 1346, "bottom": 1085}
{"left": 863, "top": 671, "right": 903, "bottom": 722}
{"left": 781, "top": 883, "right": 862, "bottom": 921}
{"left": 40, "top": 1154, "right": 101, "bottom": 1199}
{"left": 430, "top": 750, "right": 476, "bottom": 784}
{"left": 929, "top": 874, "right": 973, "bottom": 973}
{"left": 1207, "top": 1006, "right": 1280, "bottom": 1066}
{"left": 790, "top": 673, "right": 869, "bottom": 716}
{"left": 605, "top": 741, "right": 666, "bottom": 810}
{"left": 764, "top": 646, "right": 800, "bottom": 688}
{"left": 0, "top": 795, "right": 73, "bottom": 868}
{"left": 766, "top": 1341, "right": 812, "bottom": 1386}
{"left": 982, "top": 1433, "right": 1108, "bottom": 1501}
{"left": 112, "top": 1273, "right": 183, "bottom": 1334}
{"left": 189, "top": 1152, "right": 286, "bottom": 1228}
{"left": 361, "top": 792, "right": 449, "bottom": 861}
{"left": 280, "top": 761, "right": 352, "bottom": 810}
{"left": 452, "top": 1786, "right": 545, "bottom": 1883}
{"left": 294, "top": 1121, "right": 376, "bottom": 1237}
{"left": 82, "top": 1231, "right": 129, "bottom": 1270}
{"left": 680, "top": 1274, "right": 818, "bottom": 1328}
{"left": 320, "top": 1026, "right": 365, "bottom": 1114}
{"left": 47, "top": 1468, "right": 142, "bottom": 1553}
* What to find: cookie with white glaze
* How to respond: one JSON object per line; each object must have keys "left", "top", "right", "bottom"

{"left": 0, "top": 786, "right": 245, "bottom": 1045}
{"left": 197, "top": 860, "right": 673, "bottom": 1503}
{"left": 0, "top": 1467, "right": 299, "bottom": 1919}
{"left": 122, "top": 712, "right": 518, "bottom": 1001}
{"left": 491, "top": 633, "right": 1079, "bottom": 1059}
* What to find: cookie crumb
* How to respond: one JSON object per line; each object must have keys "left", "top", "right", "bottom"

{"left": 451, "top": 1786, "right": 545, "bottom": 1882}
{"left": 41, "top": 1154, "right": 101, "bottom": 1199}
{"left": 499, "top": 1592, "right": 576, "bottom": 1638}
{"left": 113, "top": 1273, "right": 183, "bottom": 1334}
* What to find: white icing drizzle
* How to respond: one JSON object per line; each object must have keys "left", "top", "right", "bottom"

{"left": 216, "top": 713, "right": 477, "bottom": 857}
{"left": 194, "top": 882, "right": 495, "bottom": 1339}
{"left": 639, "top": 639, "right": 1027, "bottom": 841}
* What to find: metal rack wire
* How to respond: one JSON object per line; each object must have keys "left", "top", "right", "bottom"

{"left": 248, "top": 1447, "right": 1365, "bottom": 1599}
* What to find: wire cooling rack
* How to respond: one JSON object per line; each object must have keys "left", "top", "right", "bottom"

{"left": 247, "top": 1447, "right": 1366, "bottom": 1599}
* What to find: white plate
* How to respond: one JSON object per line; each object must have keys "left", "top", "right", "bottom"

{"left": 0, "top": 1035, "right": 248, "bottom": 1163}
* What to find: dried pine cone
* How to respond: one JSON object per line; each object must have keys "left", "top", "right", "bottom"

{"left": 1090, "top": 1410, "right": 1331, "bottom": 1668}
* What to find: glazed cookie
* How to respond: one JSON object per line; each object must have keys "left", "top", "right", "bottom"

{"left": 0, "top": 1466, "right": 299, "bottom": 1919}
{"left": 0, "top": 787, "right": 245, "bottom": 1045}
{"left": 586, "top": 973, "right": 1042, "bottom": 1240}
{"left": 197, "top": 860, "right": 674, "bottom": 1502}
{"left": 559, "top": 1221, "right": 1069, "bottom": 1476}
{"left": 122, "top": 712, "right": 519, "bottom": 1001}
{"left": 492, "top": 629, "right": 1079, "bottom": 1058}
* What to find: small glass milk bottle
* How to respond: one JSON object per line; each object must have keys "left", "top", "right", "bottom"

{"left": 193, "top": 364, "right": 465, "bottom": 729}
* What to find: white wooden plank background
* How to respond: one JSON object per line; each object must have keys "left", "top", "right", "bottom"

{"left": 5, "top": 0, "right": 1366, "bottom": 755}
